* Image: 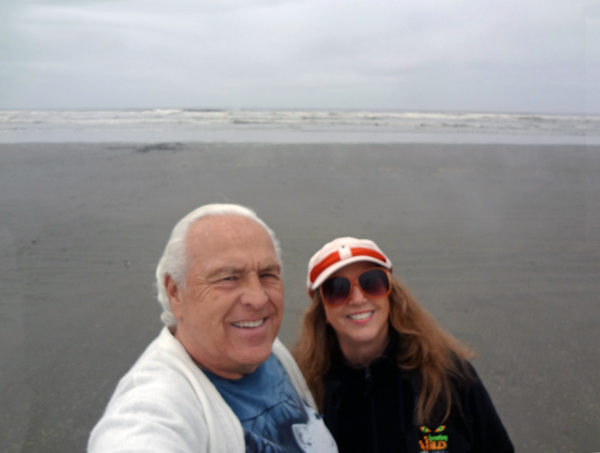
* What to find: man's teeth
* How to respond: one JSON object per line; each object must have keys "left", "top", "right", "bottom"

{"left": 233, "top": 318, "right": 265, "bottom": 328}
{"left": 348, "top": 311, "right": 373, "bottom": 320}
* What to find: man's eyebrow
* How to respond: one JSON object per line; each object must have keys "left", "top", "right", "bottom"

{"left": 205, "top": 266, "right": 244, "bottom": 279}
{"left": 259, "top": 263, "right": 281, "bottom": 273}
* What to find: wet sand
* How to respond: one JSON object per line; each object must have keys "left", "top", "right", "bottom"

{"left": 0, "top": 142, "right": 598, "bottom": 452}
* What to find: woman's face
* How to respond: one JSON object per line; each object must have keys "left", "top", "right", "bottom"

{"left": 322, "top": 261, "right": 390, "bottom": 359}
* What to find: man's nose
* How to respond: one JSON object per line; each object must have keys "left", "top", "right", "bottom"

{"left": 347, "top": 283, "right": 366, "bottom": 305}
{"left": 240, "top": 274, "right": 269, "bottom": 308}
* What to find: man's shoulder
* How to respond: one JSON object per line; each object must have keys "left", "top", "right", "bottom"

{"left": 101, "top": 327, "right": 207, "bottom": 414}
{"left": 116, "top": 328, "right": 192, "bottom": 384}
{"left": 88, "top": 328, "right": 219, "bottom": 453}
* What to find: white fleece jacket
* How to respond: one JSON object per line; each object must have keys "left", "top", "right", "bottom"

{"left": 88, "top": 327, "right": 318, "bottom": 453}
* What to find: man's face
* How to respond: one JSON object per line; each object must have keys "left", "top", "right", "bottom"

{"left": 167, "top": 215, "right": 284, "bottom": 379}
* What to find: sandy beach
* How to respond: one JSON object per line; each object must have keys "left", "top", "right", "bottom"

{"left": 0, "top": 141, "right": 598, "bottom": 452}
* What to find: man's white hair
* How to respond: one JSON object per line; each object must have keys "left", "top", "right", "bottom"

{"left": 155, "top": 203, "right": 282, "bottom": 326}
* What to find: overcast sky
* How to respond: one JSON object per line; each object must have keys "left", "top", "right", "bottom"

{"left": 1, "top": 0, "right": 599, "bottom": 113}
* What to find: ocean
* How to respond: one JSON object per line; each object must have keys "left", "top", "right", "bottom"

{"left": 1, "top": 109, "right": 598, "bottom": 144}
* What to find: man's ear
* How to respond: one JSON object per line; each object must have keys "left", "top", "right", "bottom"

{"left": 165, "top": 274, "right": 183, "bottom": 320}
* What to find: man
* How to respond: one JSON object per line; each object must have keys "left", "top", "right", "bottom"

{"left": 88, "top": 204, "right": 337, "bottom": 453}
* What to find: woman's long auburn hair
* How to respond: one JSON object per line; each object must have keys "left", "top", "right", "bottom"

{"left": 292, "top": 273, "right": 474, "bottom": 425}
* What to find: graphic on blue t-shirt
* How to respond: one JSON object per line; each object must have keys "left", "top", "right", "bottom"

{"left": 205, "top": 354, "right": 337, "bottom": 453}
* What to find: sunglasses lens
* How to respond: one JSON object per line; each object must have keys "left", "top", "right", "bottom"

{"left": 358, "top": 268, "right": 390, "bottom": 296}
{"left": 321, "top": 276, "right": 351, "bottom": 305}
{"left": 321, "top": 268, "right": 390, "bottom": 305}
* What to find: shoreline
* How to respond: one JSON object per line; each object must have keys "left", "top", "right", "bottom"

{"left": 0, "top": 128, "right": 596, "bottom": 145}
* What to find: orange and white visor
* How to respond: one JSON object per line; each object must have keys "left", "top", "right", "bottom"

{"left": 306, "top": 237, "right": 392, "bottom": 292}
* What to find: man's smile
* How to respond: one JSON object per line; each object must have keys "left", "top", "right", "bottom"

{"left": 232, "top": 317, "right": 267, "bottom": 328}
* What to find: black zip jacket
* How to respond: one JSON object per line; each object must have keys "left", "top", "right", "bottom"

{"left": 323, "top": 334, "right": 514, "bottom": 453}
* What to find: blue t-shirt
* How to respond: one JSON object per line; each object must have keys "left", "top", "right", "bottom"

{"left": 205, "top": 354, "right": 337, "bottom": 453}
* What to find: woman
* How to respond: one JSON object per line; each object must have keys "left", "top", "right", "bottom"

{"left": 293, "top": 237, "right": 513, "bottom": 453}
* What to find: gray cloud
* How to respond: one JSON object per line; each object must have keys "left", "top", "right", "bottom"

{"left": 0, "top": 0, "right": 594, "bottom": 112}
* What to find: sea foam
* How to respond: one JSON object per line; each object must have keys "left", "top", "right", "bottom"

{"left": 0, "top": 109, "right": 598, "bottom": 144}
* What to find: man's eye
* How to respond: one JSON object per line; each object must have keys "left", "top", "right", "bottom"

{"left": 261, "top": 273, "right": 278, "bottom": 279}
{"left": 221, "top": 276, "right": 238, "bottom": 282}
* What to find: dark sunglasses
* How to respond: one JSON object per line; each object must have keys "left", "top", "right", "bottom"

{"left": 320, "top": 267, "right": 391, "bottom": 306}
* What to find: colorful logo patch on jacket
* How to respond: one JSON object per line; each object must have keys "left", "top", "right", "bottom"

{"left": 418, "top": 426, "right": 448, "bottom": 452}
